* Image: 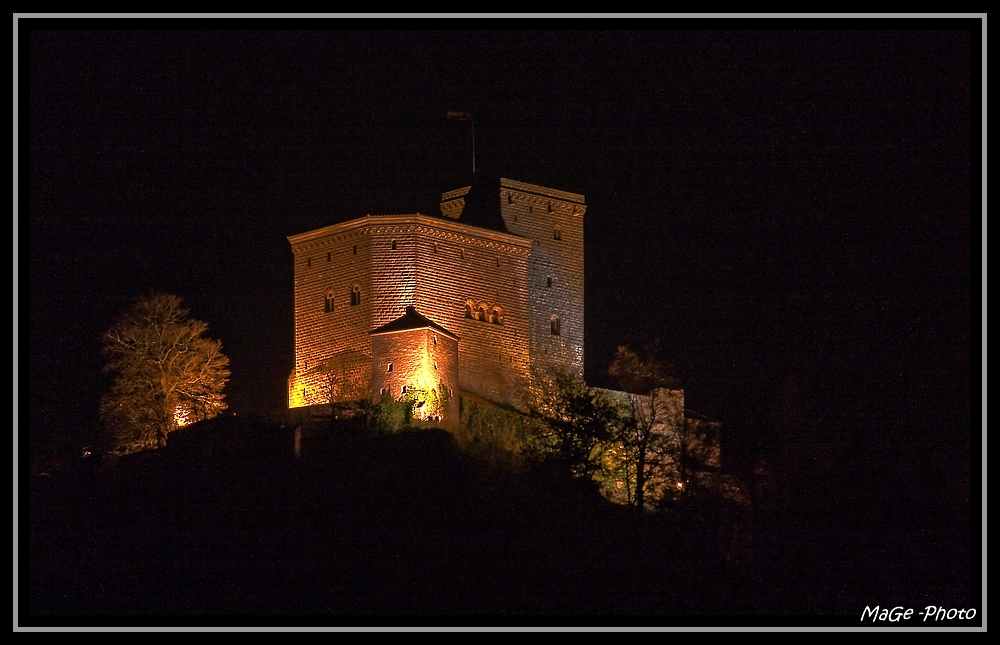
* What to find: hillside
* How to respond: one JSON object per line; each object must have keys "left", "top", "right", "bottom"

{"left": 27, "top": 413, "right": 970, "bottom": 621}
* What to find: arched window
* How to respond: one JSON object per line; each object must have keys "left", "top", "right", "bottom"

{"left": 351, "top": 285, "right": 361, "bottom": 306}
{"left": 478, "top": 305, "right": 488, "bottom": 322}
{"left": 553, "top": 226, "right": 562, "bottom": 241}
{"left": 465, "top": 302, "right": 474, "bottom": 319}
{"left": 546, "top": 276, "right": 552, "bottom": 288}
{"left": 550, "top": 315, "right": 561, "bottom": 336}
{"left": 324, "top": 290, "right": 335, "bottom": 313}
{"left": 490, "top": 307, "right": 502, "bottom": 325}
{"left": 387, "top": 363, "right": 393, "bottom": 373}
{"left": 391, "top": 240, "right": 397, "bottom": 250}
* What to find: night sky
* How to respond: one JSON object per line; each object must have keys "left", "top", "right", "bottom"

{"left": 28, "top": 26, "right": 975, "bottom": 476}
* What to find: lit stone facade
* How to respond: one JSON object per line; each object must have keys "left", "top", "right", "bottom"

{"left": 370, "top": 306, "right": 460, "bottom": 429}
{"left": 287, "top": 178, "right": 586, "bottom": 418}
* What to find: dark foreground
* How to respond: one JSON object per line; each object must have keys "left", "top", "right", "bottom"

{"left": 27, "top": 415, "right": 973, "bottom": 622}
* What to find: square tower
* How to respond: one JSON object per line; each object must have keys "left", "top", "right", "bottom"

{"left": 499, "top": 179, "right": 586, "bottom": 387}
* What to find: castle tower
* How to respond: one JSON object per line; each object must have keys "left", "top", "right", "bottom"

{"left": 287, "top": 177, "right": 584, "bottom": 415}
{"left": 370, "top": 306, "right": 460, "bottom": 430}
{"left": 499, "top": 178, "right": 586, "bottom": 388}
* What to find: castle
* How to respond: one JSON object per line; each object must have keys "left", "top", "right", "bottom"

{"left": 287, "top": 178, "right": 586, "bottom": 426}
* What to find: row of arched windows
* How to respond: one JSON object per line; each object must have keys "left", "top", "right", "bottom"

{"left": 462, "top": 300, "right": 559, "bottom": 334}
{"left": 324, "top": 285, "right": 362, "bottom": 312}
{"left": 465, "top": 300, "right": 503, "bottom": 325}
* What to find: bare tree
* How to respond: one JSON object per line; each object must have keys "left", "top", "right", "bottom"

{"left": 100, "top": 293, "right": 230, "bottom": 453}
{"left": 608, "top": 343, "right": 683, "bottom": 513}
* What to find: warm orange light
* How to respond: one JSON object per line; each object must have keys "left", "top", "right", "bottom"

{"left": 288, "top": 372, "right": 309, "bottom": 408}
{"left": 174, "top": 405, "right": 192, "bottom": 428}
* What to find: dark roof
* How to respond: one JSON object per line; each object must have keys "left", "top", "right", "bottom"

{"left": 434, "top": 174, "right": 511, "bottom": 234}
{"left": 364, "top": 176, "right": 517, "bottom": 237}
{"left": 370, "top": 306, "right": 459, "bottom": 340}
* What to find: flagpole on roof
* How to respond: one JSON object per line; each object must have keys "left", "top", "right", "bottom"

{"left": 447, "top": 111, "right": 475, "bottom": 174}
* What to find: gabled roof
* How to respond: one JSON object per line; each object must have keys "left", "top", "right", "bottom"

{"left": 370, "top": 306, "right": 459, "bottom": 341}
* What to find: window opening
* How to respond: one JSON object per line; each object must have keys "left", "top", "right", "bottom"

{"left": 551, "top": 315, "right": 561, "bottom": 336}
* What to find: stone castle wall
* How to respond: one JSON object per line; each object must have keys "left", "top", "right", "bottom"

{"left": 412, "top": 221, "right": 533, "bottom": 410}
{"left": 288, "top": 222, "right": 373, "bottom": 407}
{"left": 288, "top": 179, "right": 585, "bottom": 413}
{"left": 371, "top": 327, "right": 460, "bottom": 428}
{"left": 500, "top": 179, "right": 586, "bottom": 394}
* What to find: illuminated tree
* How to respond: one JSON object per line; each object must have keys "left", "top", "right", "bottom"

{"left": 100, "top": 293, "right": 230, "bottom": 453}
{"left": 607, "top": 343, "right": 684, "bottom": 513}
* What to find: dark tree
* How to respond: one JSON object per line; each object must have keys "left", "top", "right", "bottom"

{"left": 532, "top": 370, "right": 621, "bottom": 480}
{"left": 608, "top": 343, "right": 684, "bottom": 513}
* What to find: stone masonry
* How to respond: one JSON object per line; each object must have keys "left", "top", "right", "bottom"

{"left": 287, "top": 178, "right": 586, "bottom": 419}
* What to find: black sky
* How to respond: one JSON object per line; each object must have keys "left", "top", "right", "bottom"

{"left": 27, "top": 26, "right": 975, "bottom": 464}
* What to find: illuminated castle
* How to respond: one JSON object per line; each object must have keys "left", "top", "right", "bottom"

{"left": 287, "top": 178, "right": 586, "bottom": 425}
